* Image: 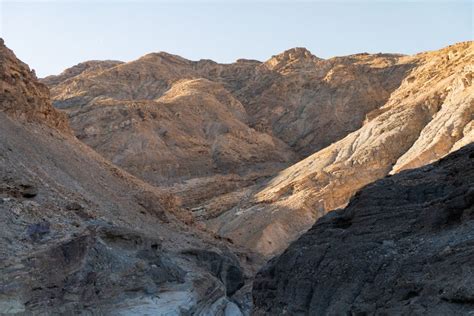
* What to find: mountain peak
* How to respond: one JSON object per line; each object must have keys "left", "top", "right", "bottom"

{"left": 139, "top": 51, "right": 192, "bottom": 65}
{"left": 264, "top": 47, "right": 322, "bottom": 72}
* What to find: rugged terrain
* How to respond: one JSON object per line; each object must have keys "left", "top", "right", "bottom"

{"left": 43, "top": 46, "right": 414, "bottom": 212}
{"left": 45, "top": 42, "right": 473, "bottom": 257}
{"left": 207, "top": 41, "right": 473, "bottom": 256}
{"left": 45, "top": 47, "right": 412, "bottom": 158}
{"left": 1, "top": 35, "right": 473, "bottom": 315}
{"left": 0, "top": 39, "right": 256, "bottom": 315}
{"left": 253, "top": 143, "right": 474, "bottom": 315}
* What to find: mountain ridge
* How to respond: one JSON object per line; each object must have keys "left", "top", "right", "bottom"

{"left": 43, "top": 41, "right": 473, "bottom": 258}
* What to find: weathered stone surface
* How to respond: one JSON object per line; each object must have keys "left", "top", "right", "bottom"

{"left": 210, "top": 41, "right": 473, "bottom": 256}
{"left": 237, "top": 48, "right": 415, "bottom": 156}
{"left": 61, "top": 78, "right": 295, "bottom": 187}
{"left": 0, "top": 39, "right": 69, "bottom": 131}
{"left": 4, "top": 35, "right": 473, "bottom": 314}
{"left": 0, "top": 39, "right": 252, "bottom": 315}
{"left": 43, "top": 45, "right": 414, "bottom": 214}
{"left": 253, "top": 143, "right": 474, "bottom": 315}
{"left": 181, "top": 249, "right": 245, "bottom": 296}
{"left": 46, "top": 42, "right": 472, "bottom": 259}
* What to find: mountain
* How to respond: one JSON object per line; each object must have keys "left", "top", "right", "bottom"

{"left": 43, "top": 43, "right": 425, "bottom": 228}
{"left": 0, "top": 39, "right": 253, "bottom": 315}
{"left": 2, "top": 34, "right": 473, "bottom": 314}
{"left": 44, "top": 41, "right": 472, "bottom": 259}
{"left": 207, "top": 41, "right": 473, "bottom": 256}
{"left": 46, "top": 47, "right": 413, "bottom": 157}
{"left": 253, "top": 143, "right": 474, "bottom": 315}
{"left": 43, "top": 53, "right": 299, "bottom": 211}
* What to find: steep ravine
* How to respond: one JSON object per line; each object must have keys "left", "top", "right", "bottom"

{"left": 2, "top": 36, "right": 473, "bottom": 315}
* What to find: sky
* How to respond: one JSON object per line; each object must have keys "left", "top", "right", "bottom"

{"left": 0, "top": 0, "right": 472, "bottom": 77}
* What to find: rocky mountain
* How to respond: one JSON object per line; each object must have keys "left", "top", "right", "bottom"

{"left": 2, "top": 33, "right": 473, "bottom": 315}
{"left": 44, "top": 53, "right": 300, "bottom": 210}
{"left": 43, "top": 41, "right": 473, "bottom": 259}
{"left": 253, "top": 143, "right": 474, "bottom": 315}
{"left": 46, "top": 47, "right": 414, "bottom": 157}
{"left": 43, "top": 43, "right": 425, "bottom": 227}
{"left": 235, "top": 48, "right": 414, "bottom": 156}
{"left": 0, "top": 39, "right": 69, "bottom": 132}
{"left": 208, "top": 41, "right": 473, "bottom": 256}
{"left": 0, "top": 39, "right": 255, "bottom": 315}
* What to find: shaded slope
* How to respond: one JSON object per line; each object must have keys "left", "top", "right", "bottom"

{"left": 253, "top": 143, "right": 474, "bottom": 315}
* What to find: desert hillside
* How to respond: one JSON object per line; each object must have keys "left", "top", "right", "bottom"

{"left": 0, "top": 39, "right": 254, "bottom": 315}
{"left": 207, "top": 41, "right": 473, "bottom": 256}
{"left": 46, "top": 41, "right": 472, "bottom": 257}
{"left": 2, "top": 35, "right": 473, "bottom": 315}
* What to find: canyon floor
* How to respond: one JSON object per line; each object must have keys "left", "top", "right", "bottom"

{"left": 1, "top": 37, "right": 473, "bottom": 315}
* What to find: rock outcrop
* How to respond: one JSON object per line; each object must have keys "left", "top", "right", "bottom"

{"left": 209, "top": 41, "right": 473, "bottom": 256}
{"left": 253, "top": 143, "right": 474, "bottom": 315}
{"left": 0, "top": 39, "right": 253, "bottom": 315}
{"left": 237, "top": 48, "right": 414, "bottom": 156}
{"left": 46, "top": 46, "right": 414, "bottom": 157}
{"left": 0, "top": 38, "right": 69, "bottom": 132}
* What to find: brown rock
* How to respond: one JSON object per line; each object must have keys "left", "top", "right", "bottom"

{"left": 0, "top": 39, "right": 253, "bottom": 315}
{"left": 210, "top": 41, "right": 473, "bottom": 256}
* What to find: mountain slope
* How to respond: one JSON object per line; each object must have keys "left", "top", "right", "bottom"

{"left": 46, "top": 47, "right": 414, "bottom": 157}
{"left": 44, "top": 41, "right": 473, "bottom": 258}
{"left": 63, "top": 77, "right": 295, "bottom": 186}
{"left": 236, "top": 48, "right": 415, "bottom": 155}
{"left": 253, "top": 143, "right": 474, "bottom": 315}
{"left": 0, "top": 39, "right": 252, "bottom": 315}
{"left": 209, "top": 41, "right": 473, "bottom": 256}
{"left": 43, "top": 45, "right": 418, "bottom": 217}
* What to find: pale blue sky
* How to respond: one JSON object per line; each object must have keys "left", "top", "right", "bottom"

{"left": 1, "top": 1, "right": 472, "bottom": 77}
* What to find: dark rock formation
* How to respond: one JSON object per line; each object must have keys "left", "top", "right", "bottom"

{"left": 253, "top": 143, "right": 474, "bottom": 315}
{"left": 181, "top": 249, "right": 245, "bottom": 296}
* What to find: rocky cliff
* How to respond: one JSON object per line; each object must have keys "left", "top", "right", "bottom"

{"left": 0, "top": 39, "right": 254, "bottom": 315}
{"left": 253, "top": 143, "right": 474, "bottom": 315}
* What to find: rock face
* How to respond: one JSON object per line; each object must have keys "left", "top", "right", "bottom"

{"left": 0, "top": 39, "right": 252, "bottom": 315}
{"left": 61, "top": 77, "right": 295, "bottom": 186}
{"left": 0, "top": 38, "right": 69, "bottom": 132}
{"left": 237, "top": 48, "right": 414, "bottom": 156}
{"left": 209, "top": 41, "right": 473, "bottom": 256}
{"left": 46, "top": 47, "right": 414, "bottom": 158}
{"left": 41, "top": 60, "right": 123, "bottom": 87}
{"left": 253, "top": 143, "right": 474, "bottom": 315}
